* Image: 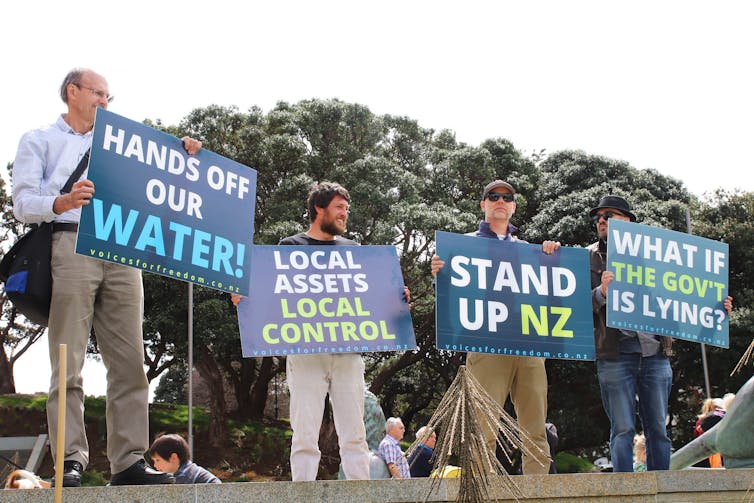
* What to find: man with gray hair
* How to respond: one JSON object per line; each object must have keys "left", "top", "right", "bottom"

{"left": 12, "top": 68, "right": 201, "bottom": 486}
{"left": 378, "top": 417, "right": 411, "bottom": 478}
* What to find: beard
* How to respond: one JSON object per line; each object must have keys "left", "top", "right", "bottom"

{"left": 598, "top": 224, "right": 608, "bottom": 240}
{"left": 321, "top": 216, "right": 346, "bottom": 236}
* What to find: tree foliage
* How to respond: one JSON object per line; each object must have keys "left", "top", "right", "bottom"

{"left": 141, "top": 102, "right": 751, "bottom": 461}
{"left": 3, "top": 99, "right": 749, "bottom": 466}
{"left": 153, "top": 361, "right": 188, "bottom": 405}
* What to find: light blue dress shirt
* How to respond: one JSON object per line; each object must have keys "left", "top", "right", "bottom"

{"left": 12, "top": 114, "right": 92, "bottom": 225}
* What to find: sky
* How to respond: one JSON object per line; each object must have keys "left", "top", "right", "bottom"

{"left": 4, "top": 0, "right": 753, "bottom": 398}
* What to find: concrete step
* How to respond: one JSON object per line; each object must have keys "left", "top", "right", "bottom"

{"left": 1, "top": 468, "right": 752, "bottom": 502}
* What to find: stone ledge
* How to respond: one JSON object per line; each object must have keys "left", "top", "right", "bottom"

{"left": 0, "top": 469, "right": 751, "bottom": 502}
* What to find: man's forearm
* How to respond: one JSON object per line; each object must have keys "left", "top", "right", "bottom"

{"left": 387, "top": 462, "right": 402, "bottom": 478}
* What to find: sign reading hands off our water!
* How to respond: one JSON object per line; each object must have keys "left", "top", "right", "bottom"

{"left": 434, "top": 231, "right": 595, "bottom": 361}
{"left": 76, "top": 109, "right": 257, "bottom": 295}
{"left": 237, "top": 245, "right": 417, "bottom": 357}
{"left": 606, "top": 220, "right": 729, "bottom": 348}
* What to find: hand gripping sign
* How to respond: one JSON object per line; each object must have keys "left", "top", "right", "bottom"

{"left": 434, "top": 231, "right": 595, "bottom": 361}
{"left": 606, "top": 219, "right": 729, "bottom": 348}
{"left": 77, "top": 109, "right": 257, "bottom": 295}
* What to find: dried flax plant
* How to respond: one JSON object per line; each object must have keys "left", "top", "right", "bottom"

{"left": 405, "top": 365, "right": 549, "bottom": 503}
{"left": 731, "top": 338, "right": 754, "bottom": 376}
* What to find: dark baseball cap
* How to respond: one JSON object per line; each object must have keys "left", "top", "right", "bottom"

{"left": 482, "top": 180, "right": 516, "bottom": 200}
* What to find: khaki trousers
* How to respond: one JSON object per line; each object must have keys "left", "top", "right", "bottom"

{"left": 47, "top": 231, "right": 149, "bottom": 474}
{"left": 287, "top": 353, "right": 370, "bottom": 481}
{"left": 466, "top": 353, "right": 550, "bottom": 474}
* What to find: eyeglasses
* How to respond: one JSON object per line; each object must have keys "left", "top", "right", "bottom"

{"left": 591, "top": 211, "right": 624, "bottom": 223}
{"left": 486, "top": 192, "right": 515, "bottom": 202}
{"left": 73, "top": 83, "right": 114, "bottom": 103}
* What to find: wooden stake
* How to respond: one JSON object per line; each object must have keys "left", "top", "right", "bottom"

{"left": 54, "top": 344, "right": 67, "bottom": 502}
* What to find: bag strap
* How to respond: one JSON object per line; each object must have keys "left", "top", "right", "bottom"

{"left": 23, "top": 149, "right": 91, "bottom": 232}
{"left": 60, "top": 149, "right": 91, "bottom": 195}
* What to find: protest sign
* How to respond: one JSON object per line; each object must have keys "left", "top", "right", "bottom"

{"left": 77, "top": 108, "right": 257, "bottom": 295}
{"left": 606, "top": 219, "right": 729, "bottom": 348}
{"left": 435, "top": 231, "right": 594, "bottom": 361}
{"left": 237, "top": 245, "right": 416, "bottom": 357}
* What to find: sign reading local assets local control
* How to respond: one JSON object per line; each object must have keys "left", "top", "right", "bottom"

{"left": 434, "top": 231, "right": 595, "bottom": 361}
{"left": 76, "top": 108, "right": 257, "bottom": 295}
{"left": 237, "top": 245, "right": 416, "bottom": 357}
{"left": 606, "top": 219, "right": 729, "bottom": 348}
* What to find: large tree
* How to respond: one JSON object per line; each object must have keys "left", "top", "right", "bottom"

{"left": 138, "top": 104, "right": 750, "bottom": 465}
{"left": 140, "top": 101, "right": 545, "bottom": 432}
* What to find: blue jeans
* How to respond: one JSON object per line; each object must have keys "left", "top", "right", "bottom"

{"left": 597, "top": 354, "right": 672, "bottom": 472}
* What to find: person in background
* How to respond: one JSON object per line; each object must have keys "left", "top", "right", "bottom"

{"left": 545, "top": 422, "right": 559, "bottom": 474}
{"left": 692, "top": 398, "right": 719, "bottom": 468}
{"left": 149, "top": 434, "right": 220, "bottom": 484}
{"left": 698, "top": 398, "right": 726, "bottom": 468}
{"left": 378, "top": 417, "right": 411, "bottom": 479}
{"left": 722, "top": 393, "right": 736, "bottom": 410}
{"left": 633, "top": 434, "right": 647, "bottom": 472}
{"left": 408, "top": 426, "right": 436, "bottom": 477}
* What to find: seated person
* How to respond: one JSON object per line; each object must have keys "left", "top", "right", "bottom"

{"left": 378, "top": 417, "right": 411, "bottom": 478}
{"left": 148, "top": 434, "right": 220, "bottom": 484}
{"left": 408, "top": 426, "right": 436, "bottom": 477}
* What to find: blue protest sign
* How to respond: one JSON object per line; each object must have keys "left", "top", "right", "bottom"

{"left": 435, "top": 231, "right": 595, "bottom": 361}
{"left": 237, "top": 245, "right": 417, "bottom": 357}
{"left": 76, "top": 108, "right": 257, "bottom": 295}
{"left": 606, "top": 220, "right": 729, "bottom": 348}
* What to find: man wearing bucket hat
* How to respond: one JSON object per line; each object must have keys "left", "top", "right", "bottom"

{"left": 588, "top": 195, "right": 733, "bottom": 472}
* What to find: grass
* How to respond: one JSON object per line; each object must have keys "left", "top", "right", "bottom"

{"left": 149, "top": 402, "right": 210, "bottom": 430}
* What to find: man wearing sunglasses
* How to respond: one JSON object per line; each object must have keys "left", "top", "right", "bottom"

{"left": 588, "top": 195, "right": 733, "bottom": 472}
{"left": 431, "top": 179, "right": 559, "bottom": 474}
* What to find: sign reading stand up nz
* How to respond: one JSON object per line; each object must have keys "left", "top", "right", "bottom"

{"left": 434, "top": 231, "right": 595, "bottom": 361}
{"left": 606, "top": 219, "right": 729, "bottom": 348}
{"left": 77, "top": 108, "right": 257, "bottom": 295}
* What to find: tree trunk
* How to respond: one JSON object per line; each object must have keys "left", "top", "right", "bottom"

{"left": 0, "top": 314, "right": 16, "bottom": 394}
{"left": 194, "top": 345, "right": 227, "bottom": 447}
{"left": 248, "top": 357, "right": 277, "bottom": 419}
{"left": 0, "top": 348, "right": 16, "bottom": 394}
{"left": 231, "top": 358, "right": 258, "bottom": 419}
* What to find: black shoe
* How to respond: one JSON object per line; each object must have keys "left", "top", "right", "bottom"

{"left": 58, "top": 460, "right": 83, "bottom": 487}
{"left": 109, "top": 459, "right": 175, "bottom": 486}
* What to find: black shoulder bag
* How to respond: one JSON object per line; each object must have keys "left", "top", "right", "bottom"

{"left": 0, "top": 150, "right": 91, "bottom": 326}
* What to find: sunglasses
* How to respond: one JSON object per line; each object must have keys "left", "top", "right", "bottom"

{"left": 591, "top": 211, "right": 624, "bottom": 223}
{"left": 486, "top": 192, "right": 515, "bottom": 202}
